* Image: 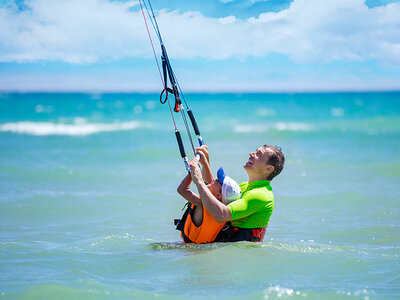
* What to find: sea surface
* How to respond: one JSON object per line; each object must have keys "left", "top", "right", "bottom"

{"left": 0, "top": 92, "right": 399, "bottom": 299}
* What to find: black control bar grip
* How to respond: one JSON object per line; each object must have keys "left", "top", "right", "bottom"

{"left": 187, "top": 110, "right": 200, "bottom": 136}
{"left": 175, "top": 130, "right": 186, "bottom": 158}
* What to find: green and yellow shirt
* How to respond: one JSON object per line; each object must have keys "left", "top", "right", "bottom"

{"left": 228, "top": 180, "right": 274, "bottom": 228}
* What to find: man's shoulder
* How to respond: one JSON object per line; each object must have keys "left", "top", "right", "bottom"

{"left": 244, "top": 184, "right": 273, "bottom": 202}
{"left": 237, "top": 180, "right": 274, "bottom": 201}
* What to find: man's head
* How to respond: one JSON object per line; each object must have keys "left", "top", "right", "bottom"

{"left": 243, "top": 145, "right": 285, "bottom": 181}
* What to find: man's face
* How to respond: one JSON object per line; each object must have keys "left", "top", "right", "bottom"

{"left": 244, "top": 147, "right": 272, "bottom": 175}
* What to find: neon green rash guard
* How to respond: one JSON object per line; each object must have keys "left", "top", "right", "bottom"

{"left": 227, "top": 180, "right": 274, "bottom": 229}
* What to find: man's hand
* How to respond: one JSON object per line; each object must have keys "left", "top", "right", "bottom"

{"left": 195, "top": 146, "right": 213, "bottom": 184}
{"left": 190, "top": 158, "right": 203, "bottom": 185}
{"left": 196, "top": 149, "right": 208, "bottom": 167}
{"left": 195, "top": 145, "right": 209, "bottom": 164}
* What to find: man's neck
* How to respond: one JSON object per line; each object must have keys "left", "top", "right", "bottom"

{"left": 248, "top": 174, "right": 268, "bottom": 183}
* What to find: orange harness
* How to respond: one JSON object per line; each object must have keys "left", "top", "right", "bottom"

{"left": 180, "top": 204, "right": 225, "bottom": 244}
{"left": 174, "top": 203, "right": 267, "bottom": 243}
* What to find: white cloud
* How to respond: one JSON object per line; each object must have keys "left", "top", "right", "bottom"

{"left": 0, "top": 0, "right": 147, "bottom": 63}
{"left": 1, "top": 0, "right": 400, "bottom": 65}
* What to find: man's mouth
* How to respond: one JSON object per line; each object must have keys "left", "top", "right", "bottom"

{"left": 245, "top": 158, "right": 253, "bottom": 166}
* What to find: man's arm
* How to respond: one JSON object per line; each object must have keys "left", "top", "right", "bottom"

{"left": 177, "top": 173, "right": 202, "bottom": 207}
{"left": 190, "top": 159, "right": 232, "bottom": 223}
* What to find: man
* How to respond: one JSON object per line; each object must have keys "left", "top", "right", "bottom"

{"left": 189, "top": 145, "right": 285, "bottom": 242}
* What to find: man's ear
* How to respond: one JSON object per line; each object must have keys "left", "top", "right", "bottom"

{"left": 265, "top": 165, "right": 274, "bottom": 175}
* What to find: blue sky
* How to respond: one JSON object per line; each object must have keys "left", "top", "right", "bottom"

{"left": 0, "top": 0, "right": 400, "bottom": 92}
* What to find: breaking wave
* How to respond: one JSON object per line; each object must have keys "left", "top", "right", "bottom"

{"left": 234, "top": 122, "right": 313, "bottom": 133}
{"left": 0, "top": 120, "right": 154, "bottom": 136}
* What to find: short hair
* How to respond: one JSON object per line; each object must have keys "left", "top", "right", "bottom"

{"left": 263, "top": 145, "right": 285, "bottom": 181}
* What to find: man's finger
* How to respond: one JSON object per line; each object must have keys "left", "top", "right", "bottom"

{"left": 196, "top": 149, "right": 204, "bottom": 156}
{"left": 195, "top": 145, "right": 208, "bottom": 152}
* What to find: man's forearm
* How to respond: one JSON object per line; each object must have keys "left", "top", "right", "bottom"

{"left": 196, "top": 181, "right": 232, "bottom": 223}
{"left": 201, "top": 161, "right": 214, "bottom": 184}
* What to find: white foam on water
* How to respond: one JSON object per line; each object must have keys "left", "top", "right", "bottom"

{"left": 264, "top": 285, "right": 305, "bottom": 299}
{"left": 275, "top": 122, "right": 313, "bottom": 131}
{"left": 336, "top": 288, "right": 371, "bottom": 299}
{"left": 0, "top": 120, "right": 154, "bottom": 136}
{"left": 234, "top": 122, "right": 313, "bottom": 133}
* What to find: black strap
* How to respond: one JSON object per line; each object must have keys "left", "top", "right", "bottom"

{"left": 160, "top": 45, "right": 181, "bottom": 112}
{"left": 174, "top": 203, "right": 195, "bottom": 243}
{"left": 160, "top": 87, "right": 174, "bottom": 104}
{"left": 214, "top": 223, "right": 262, "bottom": 242}
{"left": 174, "top": 203, "right": 190, "bottom": 232}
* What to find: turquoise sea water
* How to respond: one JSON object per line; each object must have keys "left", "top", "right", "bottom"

{"left": 0, "top": 92, "right": 399, "bottom": 299}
